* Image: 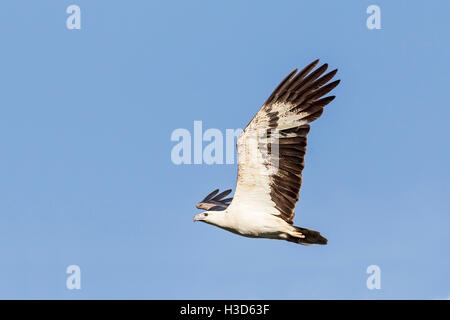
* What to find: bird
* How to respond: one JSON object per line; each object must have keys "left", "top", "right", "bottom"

{"left": 193, "top": 59, "right": 340, "bottom": 245}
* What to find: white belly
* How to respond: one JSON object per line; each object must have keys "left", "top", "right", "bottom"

{"left": 221, "top": 210, "right": 292, "bottom": 239}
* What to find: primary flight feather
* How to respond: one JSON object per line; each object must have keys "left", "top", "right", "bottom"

{"left": 194, "top": 60, "right": 340, "bottom": 245}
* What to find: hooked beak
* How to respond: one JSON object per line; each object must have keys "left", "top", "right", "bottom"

{"left": 193, "top": 213, "right": 206, "bottom": 222}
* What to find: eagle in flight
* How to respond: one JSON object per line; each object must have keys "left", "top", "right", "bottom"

{"left": 194, "top": 60, "right": 340, "bottom": 245}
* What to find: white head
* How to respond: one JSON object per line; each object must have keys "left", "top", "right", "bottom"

{"left": 193, "top": 210, "right": 228, "bottom": 227}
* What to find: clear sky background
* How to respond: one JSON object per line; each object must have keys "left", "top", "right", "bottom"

{"left": 0, "top": 1, "right": 448, "bottom": 299}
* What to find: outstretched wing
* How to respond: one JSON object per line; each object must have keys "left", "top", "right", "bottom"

{"left": 196, "top": 189, "right": 233, "bottom": 211}
{"left": 228, "top": 60, "right": 339, "bottom": 224}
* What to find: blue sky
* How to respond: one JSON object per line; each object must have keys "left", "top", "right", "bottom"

{"left": 0, "top": 1, "right": 449, "bottom": 299}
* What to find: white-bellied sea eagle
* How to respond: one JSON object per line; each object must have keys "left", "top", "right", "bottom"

{"left": 194, "top": 60, "right": 340, "bottom": 245}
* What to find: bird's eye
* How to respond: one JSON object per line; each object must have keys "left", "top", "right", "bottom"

{"left": 204, "top": 213, "right": 208, "bottom": 217}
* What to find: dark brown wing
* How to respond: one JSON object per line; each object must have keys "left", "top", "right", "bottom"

{"left": 231, "top": 60, "right": 339, "bottom": 224}
{"left": 196, "top": 189, "right": 233, "bottom": 211}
